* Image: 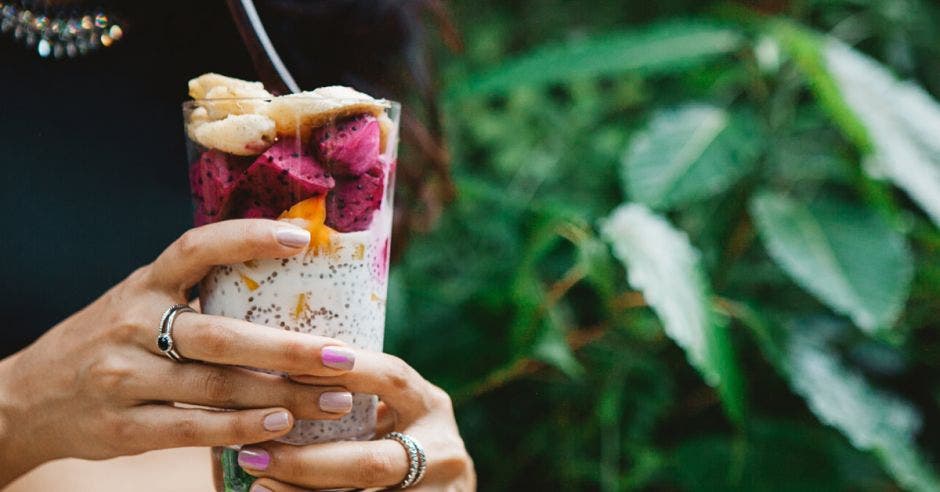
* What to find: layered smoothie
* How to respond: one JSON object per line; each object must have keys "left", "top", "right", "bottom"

{"left": 182, "top": 73, "right": 398, "bottom": 490}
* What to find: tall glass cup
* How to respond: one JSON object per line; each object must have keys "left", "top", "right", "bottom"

{"left": 182, "top": 96, "right": 399, "bottom": 492}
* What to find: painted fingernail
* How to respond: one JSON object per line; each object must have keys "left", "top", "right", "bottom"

{"left": 319, "top": 391, "right": 354, "bottom": 414}
{"left": 262, "top": 410, "right": 291, "bottom": 431}
{"left": 250, "top": 485, "right": 272, "bottom": 492}
{"left": 276, "top": 227, "right": 310, "bottom": 248}
{"left": 321, "top": 346, "right": 355, "bottom": 370}
{"left": 238, "top": 447, "right": 270, "bottom": 471}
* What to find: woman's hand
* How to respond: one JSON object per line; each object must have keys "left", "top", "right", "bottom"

{"left": 0, "top": 220, "right": 359, "bottom": 486}
{"left": 234, "top": 351, "right": 476, "bottom": 491}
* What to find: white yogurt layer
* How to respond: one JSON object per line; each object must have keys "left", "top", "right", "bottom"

{"left": 200, "top": 206, "right": 392, "bottom": 444}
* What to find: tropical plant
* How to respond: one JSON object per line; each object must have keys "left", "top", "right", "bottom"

{"left": 386, "top": 1, "right": 940, "bottom": 489}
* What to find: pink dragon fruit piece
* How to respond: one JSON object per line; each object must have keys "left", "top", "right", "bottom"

{"left": 312, "top": 114, "right": 380, "bottom": 176}
{"left": 189, "top": 150, "right": 251, "bottom": 226}
{"left": 240, "top": 205, "right": 281, "bottom": 219}
{"left": 238, "top": 137, "right": 335, "bottom": 216}
{"left": 325, "top": 158, "right": 386, "bottom": 232}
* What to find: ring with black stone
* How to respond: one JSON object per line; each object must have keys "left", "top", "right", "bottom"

{"left": 384, "top": 432, "right": 428, "bottom": 489}
{"left": 157, "top": 304, "right": 195, "bottom": 362}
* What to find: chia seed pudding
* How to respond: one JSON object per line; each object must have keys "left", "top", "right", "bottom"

{"left": 181, "top": 74, "right": 399, "bottom": 489}
{"left": 200, "top": 208, "right": 393, "bottom": 443}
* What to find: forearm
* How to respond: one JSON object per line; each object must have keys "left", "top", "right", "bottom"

{"left": 0, "top": 353, "right": 46, "bottom": 487}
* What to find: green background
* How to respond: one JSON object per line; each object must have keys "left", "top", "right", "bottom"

{"left": 386, "top": 1, "right": 940, "bottom": 490}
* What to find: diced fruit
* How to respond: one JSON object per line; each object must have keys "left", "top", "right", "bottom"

{"left": 377, "top": 112, "right": 395, "bottom": 155}
{"left": 237, "top": 137, "right": 335, "bottom": 216}
{"left": 191, "top": 114, "right": 276, "bottom": 156}
{"left": 189, "top": 150, "right": 250, "bottom": 226}
{"left": 312, "top": 114, "right": 380, "bottom": 176}
{"left": 279, "top": 196, "right": 334, "bottom": 250}
{"left": 186, "top": 106, "right": 210, "bottom": 142}
{"left": 239, "top": 273, "right": 260, "bottom": 291}
{"left": 264, "top": 87, "right": 386, "bottom": 139}
{"left": 201, "top": 86, "right": 271, "bottom": 120}
{"left": 240, "top": 205, "right": 280, "bottom": 219}
{"left": 188, "top": 73, "right": 271, "bottom": 100}
{"left": 326, "top": 158, "right": 386, "bottom": 232}
{"left": 293, "top": 293, "right": 308, "bottom": 319}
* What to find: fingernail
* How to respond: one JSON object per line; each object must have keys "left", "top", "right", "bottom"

{"left": 321, "top": 346, "right": 355, "bottom": 370}
{"left": 319, "top": 391, "right": 354, "bottom": 414}
{"left": 276, "top": 227, "right": 310, "bottom": 248}
{"left": 250, "top": 485, "right": 272, "bottom": 492}
{"left": 238, "top": 447, "right": 270, "bottom": 471}
{"left": 262, "top": 411, "right": 291, "bottom": 431}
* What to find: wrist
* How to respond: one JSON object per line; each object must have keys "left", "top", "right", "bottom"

{"left": 0, "top": 353, "right": 46, "bottom": 486}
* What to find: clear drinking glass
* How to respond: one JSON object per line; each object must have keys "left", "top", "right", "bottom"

{"left": 182, "top": 97, "right": 400, "bottom": 492}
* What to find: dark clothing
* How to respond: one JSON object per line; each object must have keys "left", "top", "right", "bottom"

{"left": 0, "top": 2, "right": 254, "bottom": 356}
{"left": 0, "top": 1, "right": 421, "bottom": 357}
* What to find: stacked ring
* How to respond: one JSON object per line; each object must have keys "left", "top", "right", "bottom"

{"left": 384, "top": 432, "right": 428, "bottom": 489}
{"left": 156, "top": 304, "right": 195, "bottom": 362}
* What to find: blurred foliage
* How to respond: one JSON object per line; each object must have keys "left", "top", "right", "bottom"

{"left": 383, "top": 0, "right": 940, "bottom": 490}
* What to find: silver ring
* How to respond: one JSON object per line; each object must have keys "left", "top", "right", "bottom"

{"left": 157, "top": 304, "right": 195, "bottom": 362}
{"left": 384, "top": 432, "right": 427, "bottom": 489}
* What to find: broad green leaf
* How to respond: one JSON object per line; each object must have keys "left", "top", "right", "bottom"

{"left": 600, "top": 204, "right": 744, "bottom": 422}
{"left": 622, "top": 104, "right": 760, "bottom": 209}
{"left": 787, "top": 337, "right": 936, "bottom": 491}
{"left": 449, "top": 21, "right": 743, "bottom": 99}
{"left": 823, "top": 39, "right": 940, "bottom": 227}
{"left": 575, "top": 234, "right": 618, "bottom": 300}
{"left": 740, "top": 315, "right": 940, "bottom": 492}
{"left": 774, "top": 21, "right": 940, "bottom": 227}
{"left": 750, "top": 192, "right": 913, "bottom": 333}
{"left": 770, "top": 21, "right": 872, "bottom": 152}
{"left": 671, "top": 419, "right": 880, "bottom": 491}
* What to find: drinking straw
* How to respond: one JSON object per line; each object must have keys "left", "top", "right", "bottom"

{"left": 226, "top": 0, "right": 300, "bottom": 95}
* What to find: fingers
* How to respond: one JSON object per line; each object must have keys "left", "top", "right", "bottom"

{"left": 376, "top": 400, "right": 396, "bottom": 437}
{"left": 127, "top": 359, "right": 352, "bottom": 420}
{"left": 127, "top": 405, "right": 295, "bottom": 448}
{"left": 149, "top": 312, "right": 355, "bottom": 376}
{"left": 149, "top": 219, "right": 311, "bottom": 294}
{"left": 291, "top": 352, "right": 449, "bottom": 425}
{"left": 237, "top": 440, "right": 409, "bottom": 490}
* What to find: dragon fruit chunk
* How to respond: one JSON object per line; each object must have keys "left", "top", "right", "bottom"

{"left": 240, "top": 205, "right": 280, "bottom": 219}
{"left": 189, "top": 150, "right": 250, "bottom": 226}
{"left": 312, "top": 114, "right": 380, "bottom": 176}
{"left": 325, "top": 158, "right": 386, "bottom": 232}
{"left": 238, "top": 137, "right": 335, "bottom": 216}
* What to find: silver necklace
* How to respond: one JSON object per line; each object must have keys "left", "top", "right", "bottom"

{"left": 0, "top": 1, "right": 124, "bottom": 59}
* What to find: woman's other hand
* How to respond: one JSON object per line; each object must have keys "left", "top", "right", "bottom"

{"left": 0, "top": 220, "right": 358, "bottom": 486}
{"left": 237, "top": 351, "right": 476, "bottom": 491}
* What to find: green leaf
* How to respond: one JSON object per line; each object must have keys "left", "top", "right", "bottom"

{"left": 449, "top": 20, "right": 743, "bottom": 99}
{"left": 531, "top": 316, "right": 584, "bottom": 379}
{"left": 770, "top": 21, "right": 873, "bottom": 152}
{"left": 742, "top": 316, "right": 940, "bottom": 492}
{"left": 823, "top": 38, "right": 940, "bottom": 227}
{"left": 750, "top": 192, "right": 913, "bottom": 333}
{"left": 507, "top": 218, "right": 585, "bottom": 378}
{"left": 622, "top": 104, "right": 760, "bottom": 209}
{"left": 774, "top": 21, "right": 940, "bottom": 228}
{"left": 600, "top": 204, "right": 744, "bottom": 422}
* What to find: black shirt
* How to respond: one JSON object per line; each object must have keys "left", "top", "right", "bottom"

{"left": 0, "top": 0, "right": 418, "bottom": 357}
{"left": 0, "top": 1, "right": 256, "bottom": 356}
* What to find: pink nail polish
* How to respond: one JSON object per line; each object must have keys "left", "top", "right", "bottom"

{"left": 321, "top": 346, "right": 355, "bottom": 370}
{"left": 319, "top": 391, "right": 354, "bottom": 414}
{"left": 238, "top": 448, "right": 270, "bottom": 471}
{"left": 262, "top": 411, "right": 291, "bottom": 431}
{"left": 276, "top": 227, "right": 310, "bottom": 248}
